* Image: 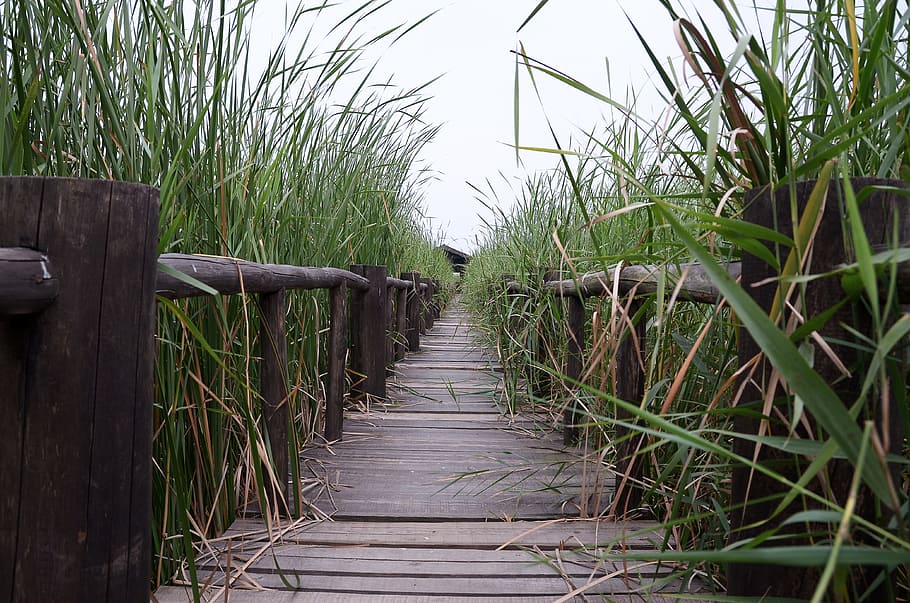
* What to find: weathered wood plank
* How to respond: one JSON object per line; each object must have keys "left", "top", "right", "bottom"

{"left": 225, "top": 519, "right": 666, "bottom": 549}
{"left": 155, "top": 588, "right": 684, "bottom": 602}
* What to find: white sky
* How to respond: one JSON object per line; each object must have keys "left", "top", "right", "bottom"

{"left": 252, "top": 1, "right": 750, "bottom": 252}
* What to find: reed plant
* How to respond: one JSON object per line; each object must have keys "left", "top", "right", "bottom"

{"left": 1, "top": 0, "right": 452, "bottom": 591}
{"left": 465, "top": 1, "right": 910, "bottom": 599}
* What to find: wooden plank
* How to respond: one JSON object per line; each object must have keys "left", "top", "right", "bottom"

{"left": 207, "top": 545, "right": 612, "bottom": 563}
{"left": 154, "top": 587, "right": 685, "bottom": 602}
{"left": 225, "top": 519, "right": 667, "bottom": 549}
{"left": 169, "top": 572, "right": 682, "bottom": 596}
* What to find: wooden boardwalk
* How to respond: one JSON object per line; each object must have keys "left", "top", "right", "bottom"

{"left": 155, "top": 300, "right": 707, "bottom": 602}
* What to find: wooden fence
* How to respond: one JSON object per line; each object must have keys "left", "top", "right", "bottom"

{"left": 499, "top": 178, "right": 910, "bottom": 598}
{"left": 0, "top": 177, "right": 442, "bottom": 602}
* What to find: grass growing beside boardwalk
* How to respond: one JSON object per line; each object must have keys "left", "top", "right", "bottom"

{"left": 1, "top": 0, "right": 452, "bottom": 590}
{"left": 465, "top": 1, "right": 910, "bottom": 599}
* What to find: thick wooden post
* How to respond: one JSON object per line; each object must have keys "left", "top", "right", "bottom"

{"left": 612, "top": 297, "right": 647, "bottom": 516}
{"left": 259, "top": 289, "right": 289, "bottom": 511}
{"left": 395, "top": 286, "right": 408, "bottom": 361}
{"left": 0, "top": 177, "right": 158, "bottom": 602}
{"left": 401, "top": 272, "right": 421, "bottom": 352}
{"left": 349, "top": 265, "right": 388, "bottom": 401}
{"left": 325, "top": 283, "right": 347, "bottom": 442}
{"left": 564, "top": 294, "right": 586, "bottom": 445}
{"left": 730, "top": 178, "right": 910, "bottom": 598}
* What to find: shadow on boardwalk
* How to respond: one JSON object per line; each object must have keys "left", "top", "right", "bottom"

{"left": 154, "top": 299, "right": 711, "bottom": 602}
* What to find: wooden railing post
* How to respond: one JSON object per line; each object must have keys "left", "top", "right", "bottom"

{"left": 349, "top": 265, "right": 388, "bottom": 401}
{"left": 395, "top": 286, "right": 408, "bottom": 361}
{"left": 386, "top": 283, "right": 396, "bottom": 372}
{"left": 424, "top": 278, "right": 436, "bottom": 330}
{"left": 730, "top": 179, "right": 910, "bottom": 598}
{"left": 612, "top": 297, "right": 647, "bottom": 516}
{"left": 0, "top": 177, "right": 158, "bottom": 602}
{"left": 564, "top": 293, "right": 586, "bottom": 445}
{"left": 401, "top": 271, "right": 421, "bottom": 351}
{"left": 431, "top": 279, "right": 441, "bottom": 319}
{"left": 259, "top": 289, "right": 289, "bottom": 512}
{"left": 325, "top": 283, "right": 347, "bottom": 442}
{"left": 417, "top": 278, "right": 429, "bottom": 334}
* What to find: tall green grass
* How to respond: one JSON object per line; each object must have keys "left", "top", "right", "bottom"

{"left": 1, "top": 0, "right": 453, "bottom": 590}
{"left": 465, "top": 1, "right": 910, "bottom": 599}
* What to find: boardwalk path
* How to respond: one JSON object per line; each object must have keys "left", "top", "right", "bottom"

{"left": 155, "top": 299, "right": 704, "bottom": 602}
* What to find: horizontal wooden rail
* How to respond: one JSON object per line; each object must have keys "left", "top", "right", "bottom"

{"left": 387, "top": 276, "right": 413, "bottom": 289}
{"left": 0, "top": 247, "right": 59, "bottom": 315}
{"left": 546, "top": 262, "right": 740, "bottom": 303}
{"left": 155, "top": 253, "right": 370, "bottom": 298}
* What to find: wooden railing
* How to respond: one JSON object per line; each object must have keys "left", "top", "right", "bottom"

{"left": 0, "top": 177, "right": 443, "bottom": 602}
{"left": 155, "top": 254, "right": 440, "bottom": 504}
{"left": 501, "top": 262, "right": 738, "bottom": 513}
{"left": 497, "top": 178, "right": 910, "bottom": 597}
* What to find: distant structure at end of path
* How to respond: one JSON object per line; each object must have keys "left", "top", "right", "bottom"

{"left": 437, "top": 244, "right": 471, "bottom": 274}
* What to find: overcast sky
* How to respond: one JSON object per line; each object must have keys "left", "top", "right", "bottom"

{"left": 253, "top": 1, "right": 745, "bottom": 252}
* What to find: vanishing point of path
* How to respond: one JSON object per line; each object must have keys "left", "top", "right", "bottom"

{"left": 155, "top": 299, "right": 708, "bottom": 602}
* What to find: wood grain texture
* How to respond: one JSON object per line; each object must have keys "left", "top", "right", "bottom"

{"left": 260, "top": 289, "right": 290, "bottom": 510}
{"left": 400, "top": 271, "right": 420, "bottom": 352}
{"left": 0, "top": 177, "right": 158, "bottom": 602}
{"left": 326, "top": 283, "right": 347, "bottom": 442}
{"left": 612, "top": 297, "right": 647, "bottom": 517}
{"left": 156, "top": 253, "right": 369, "bottom": 298}
{"left": 349, "top": 265, "right": 388, "bottom": 401}
{"left": 546, "top": 261, "right": 740, "bottom": 303}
